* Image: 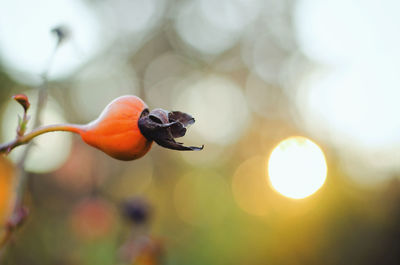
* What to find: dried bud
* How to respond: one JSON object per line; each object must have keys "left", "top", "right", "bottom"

{"left": 51, "top": 25, "right": 70, "bottom": 46}
{"left": 12, "top": 94, "right": 30, "bottom": 112}
{"left": 121, "top": 197, "right": 151, "bottom": 225}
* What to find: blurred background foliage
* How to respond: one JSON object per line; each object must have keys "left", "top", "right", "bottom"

{"left": 1, "top": 0, "right": 400, "bottom": 264}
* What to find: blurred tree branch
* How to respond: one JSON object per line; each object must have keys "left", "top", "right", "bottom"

{"left": 0, "top": 25, "right": 68, "bottom": 259}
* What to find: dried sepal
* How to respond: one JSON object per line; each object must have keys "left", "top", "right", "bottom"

{"left": 168, "top": 111, "right": 195, "bottom": 138}
{"left": 168, "top": 111, "right": 195, "bottom": 127}
{"left": 138, "top": 108, "right": 203, "bottom": 151}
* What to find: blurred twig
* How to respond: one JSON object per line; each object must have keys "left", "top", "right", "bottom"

{"left": 12, "top": 25, "right": 65, "bottom": 214}
{"left": 0, "top": 25, "right": 68, "bottom": 260}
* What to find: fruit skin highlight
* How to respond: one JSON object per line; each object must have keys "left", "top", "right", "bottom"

{"left": 79, "top": 95, "right": 152, "bottom": 161}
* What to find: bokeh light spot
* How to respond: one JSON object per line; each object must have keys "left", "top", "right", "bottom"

{"left": 173, "top": 75, "right": 250, "bottom": 146}
{"left": 175, "top": 0, "right": 243, "bottom": 55}
{"left": 294, "top": 0, "right": 375, "bottom": 65}
{"left": 245, "top": 72, "right": 286, "bottom": 119}
{"left": 71, "top": 59, "right": 139, "bottom": 122}
{"left": 100, "top": 0, "right": 163, "bottom": 35}
{"left": 69, "top": 197, "right": 116, "bottom": 241}
{"left": 295, "top": 66, "right": 400, "bottom": 185}
{"left": 294, "top": 0, "right": 400, "bottom": 183}
{"left": 268, "top": 136, "right": 327, "bottom": 199}
{"left": 144, "top": 52, "right": 189, "bottom": 109}
{"left": 0, "top": 0, "right": 101, "bottom": 84}
{"left": 297, "top": 64, "right": 400, "bottom": 149}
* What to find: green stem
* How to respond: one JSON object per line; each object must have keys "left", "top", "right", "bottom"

{"left": 0, "top": 123, "right": 83, "bottom": 154}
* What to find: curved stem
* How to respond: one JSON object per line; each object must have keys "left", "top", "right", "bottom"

{"left": 20, "top": 123, "right": 83, "bottom": 142}
{"left": 0, "top": 123, "right": 84, "bottom": 154}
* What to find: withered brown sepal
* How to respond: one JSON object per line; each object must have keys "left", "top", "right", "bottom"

{"left": 138, "top": 108, "right": 203, "bottom": 151}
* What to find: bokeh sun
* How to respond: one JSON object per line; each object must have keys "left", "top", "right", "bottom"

{"left": 268, "top": 136, "right": 327, "bottom": 199}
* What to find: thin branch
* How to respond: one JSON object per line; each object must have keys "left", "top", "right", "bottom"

{"left": 0, "top": 124, "right": 83, "bottom": 154}
{"left": 0, "top": 26, "right": 68, "bottom": 258}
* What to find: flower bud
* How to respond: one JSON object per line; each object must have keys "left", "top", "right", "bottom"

{"left": 12, "top": 94, "right": 30, "bottom": 112}
{"left": 121, "top": 197, "right": 151, "bottom": 225}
